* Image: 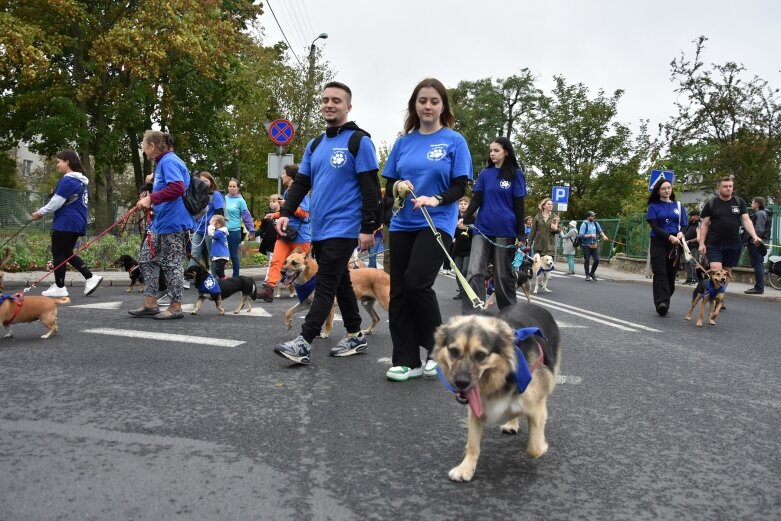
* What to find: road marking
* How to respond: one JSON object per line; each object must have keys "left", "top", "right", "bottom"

{"left": 83, "top": 328, "right": 244, "bottom": 347}
{"left": 556, "top": 375, "right": 583, "bottom": 384}
{"left": 531, "top": 296, "right": 662, "bottom": 332}
{"left": 71, "top": 301, "right": 123, "bottom": 310}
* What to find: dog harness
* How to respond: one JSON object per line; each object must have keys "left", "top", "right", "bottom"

{"left": 294, "top": 276, "right": 317, "bottom": 303}
{"left": 536, "top": 265, "right": 555, "bottom": 277}
{"left": 437, "top": 327, "right": 546, "bottom": 396}
{"left": 0, "top": 293, "right": 24, "bottom": 326}
{"left": 700, "top": 279, "right": 726, "bottom": 300}
{"left": 197, "top": 273, "right": 222, "bottom": 296}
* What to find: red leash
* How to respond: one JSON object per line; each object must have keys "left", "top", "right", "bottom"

{"left": 22, "top": 207, "right": 139, "bottom": 294}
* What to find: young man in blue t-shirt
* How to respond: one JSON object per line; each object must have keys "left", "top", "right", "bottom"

{"left": 274, "top": 81, "right": 379, "bottom": 364}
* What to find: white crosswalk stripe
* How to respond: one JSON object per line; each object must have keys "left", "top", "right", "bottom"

{"left": 83, "top": 328, "right": 244, "bottom": 347}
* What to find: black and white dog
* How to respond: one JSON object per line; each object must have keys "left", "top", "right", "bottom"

{"left": 184, "top": 265, "right": 257, "bottom": 315}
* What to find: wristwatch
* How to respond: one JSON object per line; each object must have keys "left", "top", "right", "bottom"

{"left": 433, "top": 195, "right": 443, "bottom": 205}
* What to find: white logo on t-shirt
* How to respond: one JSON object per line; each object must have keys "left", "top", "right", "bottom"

{"left": 731, "top": 206, "right": 740, "bottom": 214}
{"left": 330, "top": 149, "right": 348, "bottom": 168}
{"left": 499, "top": 180, "right": 511, "bottom": 189}
{"left": 427, "top": 144, "right": 447, "bottom": 161}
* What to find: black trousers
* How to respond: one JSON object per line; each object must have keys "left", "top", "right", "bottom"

{"left": 51, "top": 230, "right": 92, "bottom": 287}
{"left": 650, "top": 237, "right": 677, "bottom": 307}
{"left": 389, "top": 229, "right": 451, "bottom": 368}
{"left": 301, "top": 238, "right": 361, "bottom": 343}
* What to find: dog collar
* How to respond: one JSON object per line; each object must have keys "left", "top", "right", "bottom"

{"left": 1, "top": 292, "right": 24, "bottom": 327}
{"left": 294, "top": 276, "right": 317, "bottom": 303}
{"left": 704, "top": 279, "right": 726, "bottom": 300}
{"left": 197, "top": 274, "right": 221, "bottom": 295}
{"left": 536, "top": 266, "right": 555, "bottom": 276}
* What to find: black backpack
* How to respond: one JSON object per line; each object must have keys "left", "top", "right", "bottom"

{"left": 183, "top": 174, "right": 210, "bottom": 219}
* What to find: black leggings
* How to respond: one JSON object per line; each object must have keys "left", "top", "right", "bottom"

{"left": 51, "top": 230, "right": 92, "bottom": 287}
{"left": 650, "top": 237, "right": 677, "bottom": 307}
{"left": 389, "top": 229, "right": 451, "bottom": 368}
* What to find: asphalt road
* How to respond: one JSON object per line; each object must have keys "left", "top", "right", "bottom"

{"left": 1, "top": 270, "right": 779, "bottom": 520}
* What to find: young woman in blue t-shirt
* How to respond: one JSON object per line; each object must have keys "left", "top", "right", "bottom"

{"left": 460, "top": 137, "right": 527, "bottom": 313}
{"left": 383, "top": 78, "right": 473, "bottom": 382}
{"left": 646, "top": 177, "right": 687, "bottom": 316}
{"left": 32, "top": 150, "right": 103, "bottom": 298}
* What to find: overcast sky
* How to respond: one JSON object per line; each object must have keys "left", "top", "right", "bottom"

{"left": 260, "top": 0, "right": 781, "bottom": 151}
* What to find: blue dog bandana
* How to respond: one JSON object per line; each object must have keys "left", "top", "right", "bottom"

{"left": 294, "top": 276, "right": 317, "bottom": 303}
{"left": 197, "top": 274, "right": 222, "bottom": 296}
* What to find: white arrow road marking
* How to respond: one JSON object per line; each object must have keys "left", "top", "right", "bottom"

{"left": 83, "top": 328, "right": 244, "bottom": 347}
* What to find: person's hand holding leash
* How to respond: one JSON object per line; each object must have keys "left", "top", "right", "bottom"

{"left": 358, "top": 233, "right": 374, "bottom": 252}
{"left": 275, "top": 216, "right": 289, "bottom": 237}
{"left": 412, "top": 195, "right": 441, "bottom": 210}
{"left": 136, "top": 195, "right": 152, "bottom": 211}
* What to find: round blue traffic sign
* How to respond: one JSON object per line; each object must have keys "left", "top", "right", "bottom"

{"left": 268, "top": 118, "right": 296, "bottom": 146}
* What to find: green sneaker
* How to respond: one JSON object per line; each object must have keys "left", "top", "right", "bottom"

{"left": 386, "top": 365, "right": 423, "bottom": 382}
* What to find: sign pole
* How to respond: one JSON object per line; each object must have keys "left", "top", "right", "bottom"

{"left": 277, "top": 145, "right": 284, "bottom": 196}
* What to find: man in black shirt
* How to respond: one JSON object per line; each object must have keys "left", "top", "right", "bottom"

{"left": 698, "top": 177, "right": 762, "bottom": 279}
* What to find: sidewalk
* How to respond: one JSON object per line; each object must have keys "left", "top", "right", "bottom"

{"left": 3, "top": 263, "right": 778, "bottom": 302}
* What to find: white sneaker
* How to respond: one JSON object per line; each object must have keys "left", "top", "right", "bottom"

{"left": 183, "top": 281, "right": 190, "bottom": 290}
{"left": 423, "top": 359, "right": 439, "bottom": 377}
{"left": 42, "top": 284, "right": 68, "bottom": 297}
{"left": 84, "top": 275, "right": 103, "bottom": 296}
{"left": 386, "top": 365, "right": 423, "bottom": 382}
{"left": 156, "top": 293, "right": 172, "bottom": 306}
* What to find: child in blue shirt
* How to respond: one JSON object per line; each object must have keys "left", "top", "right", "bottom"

{"left": 208, "top": 215, "right": 230, "bottom": 279}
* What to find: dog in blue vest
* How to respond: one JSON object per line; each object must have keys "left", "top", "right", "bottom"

{"left": 184, "top": 265, "right": 257, "bottom": 316}
{"left": 684, "top": 268, "right": 730, "bottom": 327}
{"left": 433, "top": 302, "right": 562, "bottom": 482}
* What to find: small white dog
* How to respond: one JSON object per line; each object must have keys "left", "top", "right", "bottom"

{"left": 532, "top": 253, "right": 555, "bottom": 294}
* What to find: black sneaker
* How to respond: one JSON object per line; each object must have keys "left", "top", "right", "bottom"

{"left": 257, "top": 284, "right": 274, "bottom": 302}
{"left": 656, "top": 302, "right": 669, "bottom": 316}
{"left": 590, "top": 274, "right": 598, "bottom": 281}
{"left": 585, "top": 275, "right": 592, "bottom": 281}
{"left": 330, "top": 331, "right": 368, "bottom": 357}
{"left": 744, "top": 288, "right": 764, "bottom": 295}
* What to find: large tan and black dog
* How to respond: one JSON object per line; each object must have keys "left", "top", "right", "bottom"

{"left": 281, "top": 247, "right": 336, "bottom": 337}
{"left": 434, "top": 302, "right": 562, "bottom": 482}
{"left": 184, "top": 265, "right": 257, "bottom": 315}
{"left": 684, "top": 268, "right": 730, "bottom": 327}
{"left": 0, "top": 294, "right": 70, "bottom": 338}
{"left": 0, "top": 248, "right": 12, "bottom": 291}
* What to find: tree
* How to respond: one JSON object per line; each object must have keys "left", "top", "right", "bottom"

{"left": 520, "top": 76, "right": 643, "bottom": 219}
{"left": 663, "top": 36, "right": 781, "bottom": 201}
{"left": 449, "top": 70, "right": 541, "bottom": 171}
{"left": 0, "top": 0, "right": 264, "bottom": 228}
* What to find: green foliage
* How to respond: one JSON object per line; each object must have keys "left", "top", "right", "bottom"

{"left": 663, "top": 36, "right": 781, "bottom": 201}
{"left": 0, "top": 154, "right": 22, "bottom": 189}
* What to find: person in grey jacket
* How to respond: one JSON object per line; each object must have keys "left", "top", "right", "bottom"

{"left": 560, "top": 220, "right": 578, "bottom": 274}
{"left": 745, "top": 196, "right": 771, "bottom": 295}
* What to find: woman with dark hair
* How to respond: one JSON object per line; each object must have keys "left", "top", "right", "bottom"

{"left": 188, "top": 171, "right": 225, "bottom": 272}
{"left": 224, "top": 178, "right": 255, "bottom": 277}
{"left": 32, "top": 150, "right": 103, "bottom": 297}
{"left": 460, "top": 136, "right": 527, "bottom": 311}
{"left": 646, "top": 177, "right": 687, "bottom": 316}
{"left": 383, "top": 78, "right": 473, "bottom": 381}
{"left": 130, "top": 130, "right": 195, "bottom": 319}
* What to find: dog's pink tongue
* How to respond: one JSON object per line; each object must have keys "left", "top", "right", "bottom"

{"left": 467, "top": 386, "right": 483, "bottom": 418}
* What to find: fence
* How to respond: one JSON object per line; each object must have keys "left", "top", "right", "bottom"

{"left": 0, "top": 186, "right": 121, "bottom": 235}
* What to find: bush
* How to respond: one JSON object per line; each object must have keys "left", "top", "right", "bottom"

{"left": 0, "top": 231, "right": 268, "bottom": 271}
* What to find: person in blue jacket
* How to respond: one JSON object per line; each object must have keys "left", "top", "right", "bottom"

{"left": 646, "top": 177, "right": 687, "bottom": 316}
{"left": 32, "top": 150, "right": 103, "bottom": 297}
{"left": 383, "top": 78, "right": 473, "bottom": 382}
{"left": 460, "top": 136, "right": 527, "bottom": 313}
{"left": 130, "top": 130, "right": 195, "bottom": 320}
{"left": 187, "top": 171, "right": 224, "bottom": 272}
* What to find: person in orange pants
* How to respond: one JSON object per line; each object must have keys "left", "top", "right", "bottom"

{"left": 257, "top": 164, "right": 312, "bottom": 302}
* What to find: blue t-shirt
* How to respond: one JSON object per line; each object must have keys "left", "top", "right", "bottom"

{"left": 152, "top": 152, "right": 195, "bottom": 234}
{"left": 285, "top": 188, "right": 312, "bottom": 244}
{"left": 224, "top": 195, "right": 249, "bottom": 232}
{"left": 383, "top": 128, "right": 473, "bottom": 237}
{"left": 473, "top": 166, "right": 527, "bottom": 237}
{"left": 209, "top": 227, "right": 229, "bottom": 258}
{"left": 299, "top": 130, "right": 379, "bottom": 241}
{"left": 52, "top": 173, "right": 89, "bottom": 235}
{"left": 194, "top": 191, "right": 225, "bottom": 235}
{"left": 578, "top": 221, "right": 603, "bottom": 246}
{"left": 647, "top": 201, "right": 687, "bottom": 238}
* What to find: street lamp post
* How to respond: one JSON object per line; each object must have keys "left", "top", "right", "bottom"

{"left": 306, "top": 33, "right": 328, "bottom": 128}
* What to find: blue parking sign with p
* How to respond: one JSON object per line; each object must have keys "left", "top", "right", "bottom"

{"left": 649, "top": 170, "right": 674, "bottom": 192}
{"left": 552, "top": 186, "right": 569, "bottom": 203}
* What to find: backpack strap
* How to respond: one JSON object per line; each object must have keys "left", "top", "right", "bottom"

{"left": 308, "top": 130, "right": 367, "bottom": 158}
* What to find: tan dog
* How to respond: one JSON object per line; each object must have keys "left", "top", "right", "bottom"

{"left": 0, "top": 248, "right": 12, "bottom": 291}
{"left": 273, "top": 281, "right": 296, "bottom": 299}
{"left": 531, "top": 253, "right": 555, "bottom": 294}
{"left": 434, "top": 303, "right": 562, "bottom": 482}
{"left": 684, "top": 268, "right": 731, "bottom": 326}
{"left": 346, "top": 268, "right": 390, "bottom": 335}
{"left": 281, "top": 248, "right": 336, "bottom": 337}
{"left": 1, "top": 294, "right": 70, "bottom": 338}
